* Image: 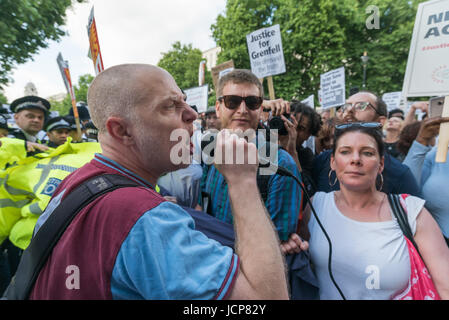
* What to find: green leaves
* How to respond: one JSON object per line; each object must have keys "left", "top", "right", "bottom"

{"left": 211, "top": 0, "right": 425, "bottom": 104}
{"left": 0, "top": 0, "right": 86, "bottom": 88}
{"left": 49, "top": 73, "right": 93, "bottom": 115}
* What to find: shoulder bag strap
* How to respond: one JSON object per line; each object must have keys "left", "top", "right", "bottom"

{"left": 387, "top": 193, "right": 422, "bottom": 258}
{"left": 6, "top": 174, "right": 139, "bottom": 300}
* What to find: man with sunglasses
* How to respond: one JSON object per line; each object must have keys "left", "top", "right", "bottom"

{"left": 312, "top": 91, "right": 420, "bottom": 196}
{"left": 200, "top": 69, "right": 302, "bottom": 243}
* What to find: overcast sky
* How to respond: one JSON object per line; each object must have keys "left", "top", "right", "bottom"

{"left": 3, "top": 0, "right": 227, "bottom": 102}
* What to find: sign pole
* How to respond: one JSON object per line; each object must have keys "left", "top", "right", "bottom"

{"left": 267, "top": 76, "right": 275, "bottom": 100}
{"left": 436, "top": 95, "right": 449, "bottom": 163}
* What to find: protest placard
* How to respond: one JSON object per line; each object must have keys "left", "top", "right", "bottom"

{"left": 246, "top": 24, "right": 286, "bottom": 80}
{"left": 402, "top": 0, "right": 449, "bottom": 97}
{"left": 402, "top": 0, "right": 449, "bottom": 162}
{"left": 320, "top": 67, "right": 345, "bottom": 110}
{"left": 87, "top": 7, "right": 105, "bottom": 75}
{"left": 301, "top": 95, "right": 315, "bottom": 109}
{"left": 382, "top": 92, "right": 403, "bottom": 112}
{"left": 211, "top": 60, "right": 235, "bottom": 91}
{"left": 184, "top": 85, "right": 209, "bottom": 113}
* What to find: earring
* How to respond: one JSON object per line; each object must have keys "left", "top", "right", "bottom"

{"left": 377, "top": 173, "right": 384, "bottom": 191}
{"left": 328, "top": 170, "right": 338, "bottom": 187}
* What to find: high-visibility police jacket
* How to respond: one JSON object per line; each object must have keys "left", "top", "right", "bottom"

{"left": 0, "top": 138, "right": 101, "bottom": 249}
{"left": 0, "top": 137, "right": 27, "bottom": 169}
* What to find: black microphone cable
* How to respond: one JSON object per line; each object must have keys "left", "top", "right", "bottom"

{"left": 200, "top": 131, "right": 346, "bottom": 299}
{"left": 276, "top": 165, "right": 347, "bottom": 300}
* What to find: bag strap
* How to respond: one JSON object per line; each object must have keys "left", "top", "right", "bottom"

{"left": 6, "top": 173, "right": 140, "bottom": 300}
{"left": 387, "top": 193, "right": 422, "bottom": 258}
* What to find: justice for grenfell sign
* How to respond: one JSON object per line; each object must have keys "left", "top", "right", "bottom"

{"left": 246, "top": 24, "right": 286, "bottom": 79}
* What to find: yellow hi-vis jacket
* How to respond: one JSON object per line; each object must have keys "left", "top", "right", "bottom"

{"left": 0, "top": 138, "right": 101, "bottom": 249}
{"left": 0, "top": 137, "right": 27, "bottom": 169}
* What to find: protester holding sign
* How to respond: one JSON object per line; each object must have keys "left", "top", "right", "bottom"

{"left": 403, "top": 116, "right": 449, "bottom": 245}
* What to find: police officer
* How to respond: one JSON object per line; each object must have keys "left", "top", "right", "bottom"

{"left": 9, "top": 96, "right": 50, "bottom": 143}
{"left": 0, "top": 114, "right": 10, "bottom": 138}
{"left": 43, "top": 116, "right": 71, "bottom": 148}
{"left": 63, "top": 115, "right": 86, "bottom": 142}
{"left": 69, "top": 101, "right": 91, "bottom": 125}
{"left": 84, "top": 120, "right": 98, "bottom": 142}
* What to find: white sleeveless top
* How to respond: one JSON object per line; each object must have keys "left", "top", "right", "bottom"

{"left": 308, "top": 192, "right": 425, "bottom": 300}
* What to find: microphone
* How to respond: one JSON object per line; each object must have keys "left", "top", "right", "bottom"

{"left": 200, "top": 130, "right": 281, "bottom": 175}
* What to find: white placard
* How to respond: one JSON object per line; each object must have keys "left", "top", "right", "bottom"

{"left": 246, "top": 24, "right": 286, "bottom": 79}
{"left": 320, "top": 67, "right": 346, "bottom": 109}
{"left": 402, "top": 0, "right": 449, "bottom": 97}
{"left": 184, "top": 85, "right": 209, "bottom": 113}
{"left": 219, "top": 68, "right": 234, "bottom": 79}
{"left": 382, "top": 92, "right": 403, "bottom": 112}
{"left": 301, "top": 94, "right": 315, "bottom": 109}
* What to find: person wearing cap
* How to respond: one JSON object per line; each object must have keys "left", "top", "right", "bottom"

{"left": 69, "top": 101, "right": 91, "bottom": 126}
{"left": 44, "top": 116, "right": 71, "bottom": 148}
{"left": 0, "top": 114, "right": 10, "bottom": 138}
{"left": 84, "top": 120, "right": 98, "bottom": 142}
{"left": 204, "top": 106, "right": 221, "bottom": 131}
{"left": 388, "top": 108, "right": 405, "bottom": 120}
{"left": 63, "top": 115, "right": 86, "bottom": 142}
{"left": 9, "top": 96, "right": 50, "bottom": 143}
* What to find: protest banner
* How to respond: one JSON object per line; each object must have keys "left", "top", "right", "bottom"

{"left": 246, "top": 24, "right": 286, "bottom": 99}
{"left": 87, "top": 6, "right": 105, "bottom": 75}
{"left": 301, "top": 95, "right": 315, "bottom": 109}
{"left": 211, "top": 60, "right": 235, "bottom": 91}
{"left": 382, "top": 92, "right": 403, "bottom": 112}
{"left": 56, "top": 53, "right": 82, "bottom": 138}
{"left": 402, "top": 0, "right": 449, "bottom": 162}
{"left": 320, "top": 67, "right": 345, "bottom": 110}
{"left": 184, "top": 85, "right": 209, "bottom": 113}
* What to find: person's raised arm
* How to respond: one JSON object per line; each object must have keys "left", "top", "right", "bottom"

{"left": 214, "top": 130, "right": 289, "bottom": 300}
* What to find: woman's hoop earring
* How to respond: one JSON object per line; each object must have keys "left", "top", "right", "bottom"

{"left": 377, "top": 173, "right": 384, "bottom": 191}
{"left": 328, "top": 170, "right": 338, "bottom": 187}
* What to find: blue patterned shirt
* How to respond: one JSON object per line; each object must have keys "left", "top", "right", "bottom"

{"left": 200, "top": 145, "right": 302, "bottom": 241}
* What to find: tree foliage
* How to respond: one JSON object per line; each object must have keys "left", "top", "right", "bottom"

{"left": 211, "top": 0, "right": 424, "bottom": 104}
{"left": 48, "top": 74, "right": 94, "bottom": 116}
{"left": 0, "top": 0, "right": 86, "bottom": 88}
{"left": 157, "top": 41, "right": 216, "bottom": 106}
{"left": 0, "top": 91, "right": 8, "bottom": 105}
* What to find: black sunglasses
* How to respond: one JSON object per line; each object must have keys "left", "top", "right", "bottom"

{"left": 218, "top": 95, "right": 263, "bottom": 111}
{"left": 335, "top": 122, "right": 383, "bottom": 131}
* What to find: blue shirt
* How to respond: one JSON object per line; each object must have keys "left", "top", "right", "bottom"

{"left": 35, "top": 154, "right": 239, "bottom": 300}
{"left": 200, "top": 147, "right": 302, "bottom": 241}
{"left": 403, "top": 141, "right": 449, "bottom": 237}
{"left": 111, "top": 201, "right": 239, "bottom": 299}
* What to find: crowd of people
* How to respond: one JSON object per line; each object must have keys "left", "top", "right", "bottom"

{"left": 0, "top": 64, "right": 449, "bottom": 300}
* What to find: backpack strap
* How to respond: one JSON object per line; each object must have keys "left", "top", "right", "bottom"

{"left": 6, "top": 174, "right": 140, "bottom": 300}
{"left": 387, "top": 193, "right": 422, "bottom": 258}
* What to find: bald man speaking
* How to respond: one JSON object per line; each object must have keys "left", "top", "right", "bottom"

{"left": 16, "top": 64, "right": 288, "bottom": 300}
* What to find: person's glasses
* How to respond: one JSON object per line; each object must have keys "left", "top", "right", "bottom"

{"left": 335, "top": 122, "right": 383, "bottom": 131}
{"left": 341, "top": 101, "right": 381, "bottom": 115}
{"left": 218, "top": 95, "right": 263, "bottom": 111}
